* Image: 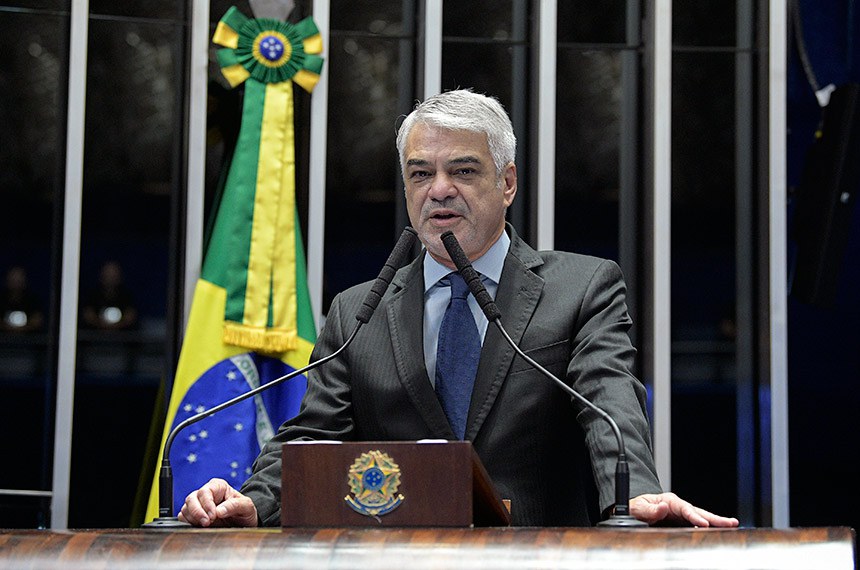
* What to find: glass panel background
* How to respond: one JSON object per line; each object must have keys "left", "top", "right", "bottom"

{"left": 68, "top": 9, "right": 187, "bottom": 528}
{"left": 443, "top": 0, "right": 514, "bottom": 39}
{"left": 554, "top": 49, "right": 623, "bottom": 259}
{"left": 89, "top": 0, "right": 184, "bottom": 20}
{"left": 670, "top": 50, "right": 739, "bottom": 515}
{"left": 322, "top": 0, "right": 415, "bottom": 311}
{"left": 0, "top": 7, "right": 68, "bottom": 528}
{"left": 0, "top": 1, "right": 69, "bottom": 10}
{"left": 674, "top": 1, "right": 737, "bottom": 47}
{"left": 557, "top": 0, "right": 625, "bottom": 44}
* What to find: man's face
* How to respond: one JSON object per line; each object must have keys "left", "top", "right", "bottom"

{"left": 403, "top": 124, "right": 517, "bottom": 268}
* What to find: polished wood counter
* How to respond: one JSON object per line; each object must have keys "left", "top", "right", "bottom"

{"left": 0, "top": 527, "right": 854, "bottom": 570}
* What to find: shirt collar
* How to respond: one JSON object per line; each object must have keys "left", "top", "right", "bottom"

{"left": 423, "top": 228, "right": 511, "bottom": 292}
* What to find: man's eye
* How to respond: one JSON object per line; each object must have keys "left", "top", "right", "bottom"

{"left": 410, "top": 171, "right": 430, "bottom": 179}
{"left": 454, "top": 168, "right": 475, "bottom": 176}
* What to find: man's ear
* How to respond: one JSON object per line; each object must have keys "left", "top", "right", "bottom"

{"left": 502, "top": 162, "right": 517, "bottom": 207}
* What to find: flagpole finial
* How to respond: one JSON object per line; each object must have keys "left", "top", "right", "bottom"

{"left": 250, "top": 0, "right": 294, "bottom": 21}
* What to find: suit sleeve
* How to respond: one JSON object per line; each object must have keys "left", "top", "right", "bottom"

{"left": 239, "top": 292, "right": 357, "bottom": 526}
{"left": 567, "top": 259, "right": 662, "bottom": 513}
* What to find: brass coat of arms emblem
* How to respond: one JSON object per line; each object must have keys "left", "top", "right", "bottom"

{"left": 344, "top": 450, "right": 404, "bottom": 517}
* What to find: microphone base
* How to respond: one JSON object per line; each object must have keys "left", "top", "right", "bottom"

{"left": 597, "top": 514, "right": 648, "bottom": 528}
{"left": 142, "top": 517, "right": 192, "bottom": 529}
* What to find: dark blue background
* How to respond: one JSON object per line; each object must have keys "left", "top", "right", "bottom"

{"left": 787, "top": 0, "right": 860, "bottom": 531}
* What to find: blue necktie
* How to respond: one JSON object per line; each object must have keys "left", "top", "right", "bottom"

{"left": 435, "top": 272, "right": 481, "bottom": 440}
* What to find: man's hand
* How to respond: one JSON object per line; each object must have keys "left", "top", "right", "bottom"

{"left": 178, "top": 478, "right": 259, "bottom": 528}
{"left": 630, "top": 492, "right": 739, "bottom": 527}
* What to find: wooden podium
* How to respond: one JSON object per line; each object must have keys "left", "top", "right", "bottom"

{"left": 0, "top": 527, "right": 855, "bottom": 569}
{"left": 280, "top": 440, "right": 511, "bottom": 527}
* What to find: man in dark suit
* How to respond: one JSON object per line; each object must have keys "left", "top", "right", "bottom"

{"left": 179, "top": 90, "right": 738, "bottom": 528}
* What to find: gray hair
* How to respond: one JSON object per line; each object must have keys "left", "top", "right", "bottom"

{"left": 396, "top": 89, "right": 516, "bottom": 175}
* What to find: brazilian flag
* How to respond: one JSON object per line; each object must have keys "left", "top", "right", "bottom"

{"left": 145, "top": 6, "right": 323, "bottom": 521}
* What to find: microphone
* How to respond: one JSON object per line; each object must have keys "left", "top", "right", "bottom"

{"left": 144, "top": 227, "right": 418, "bottom": 528}
{"left": 440, "top": 230, "right": 647, "bottom": 528}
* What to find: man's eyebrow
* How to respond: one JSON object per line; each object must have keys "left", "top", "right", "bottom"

{"left": 405, "top": 156, "right": 483, "bottom": 168}
{"left": 448, "top": 156, "right": 482, "bottom": 165}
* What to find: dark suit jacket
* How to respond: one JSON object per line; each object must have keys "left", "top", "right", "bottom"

{"left": 241, "top": 225, "right": 662, "bottom": 526}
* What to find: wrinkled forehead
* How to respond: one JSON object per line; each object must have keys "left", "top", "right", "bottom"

{"left": 404, "top": 124, "right": 491, "bottom": 155}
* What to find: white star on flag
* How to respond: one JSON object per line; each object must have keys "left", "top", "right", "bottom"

{"left": 186, "top": 453, "right": 197, "bottom": 463}
{"left": 195, "top": 405, "right": 205, "bottom": 413}
{"left": 183, "top": 404, "right": 192, "bottom": 412}
{"left": 189, "top": 434, "right": 197, "bottom": 442}
{"left": 199, "top": 430, "right": 208, "bottom": 439}
{"left": 226, "top": 371, "right": 236, "bottom": 381}
{"left": 234, "top": 423, "right": 244, "bottom": 431}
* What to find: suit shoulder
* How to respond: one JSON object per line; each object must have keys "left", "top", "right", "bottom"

{"left": 330, "top": 279, "right": 374, "bottom": 309}
{"left": 535, "top": 250, "right": 622, "bottom": 277}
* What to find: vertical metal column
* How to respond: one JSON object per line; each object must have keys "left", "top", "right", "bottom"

{"left": 182, "top": 0, "right": 210, "bottom": 332}
{"left": 535, "top": 0, "right": 556, "bottom": 251}
{"left": 767, "top": 0, "right": 790, "bottom": 529}
{"left": 644, "top": 0, "right": 673, "bottom": 490}
{"left": 308, "top": 0, "right": 330, "bottom": 331}
{"left": 421, "top": 0, "right": 442, "bottom": 99}
{"left": 51, "top": 0, "right": 89, "bottom": 530}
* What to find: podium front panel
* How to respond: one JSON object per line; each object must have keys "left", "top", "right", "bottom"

{"left": 280, "top": 441, "right": 474, "bottom": 527}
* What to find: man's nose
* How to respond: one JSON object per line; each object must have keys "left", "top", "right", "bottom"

{"left": 427, "top": 172, "right": 457, "bottom": 201}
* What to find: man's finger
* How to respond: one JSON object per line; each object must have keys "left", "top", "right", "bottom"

{"left": 678, "top": 503, "right": 709, "bottom": 527}
{"left": 694, "top": 506, "right": 739, "bottom": 527}
{"left": 197, "top": 485, "right": 221, "bottom": 519}
{"left": 179, "top": 494, "right": 210, "bottom": 527}
{"left": 215, "top": 495, "right": 258, "bottom": 527}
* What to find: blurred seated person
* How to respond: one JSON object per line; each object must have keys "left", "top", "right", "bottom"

{"left": 0, "top": 266, "right": 44, "bottom": 332}
{"left": 81, "top": 261, "right": 138, "bottom": 330}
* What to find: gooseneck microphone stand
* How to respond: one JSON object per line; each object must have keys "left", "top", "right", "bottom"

{"left": 440, "top": 230, "right": 646, "bottom": 528}
{"left": 143, "top": 228, "right": 417, "bottom": 528}
{"left": 143, "top": 328, "right": 361, "bottom": 528}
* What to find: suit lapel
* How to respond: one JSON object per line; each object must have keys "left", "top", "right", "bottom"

{"left": 387, "top": 257, "right": 457, "bottom": 439}
{"left": 465, "top": 227, "right": 544, "bottom": 441}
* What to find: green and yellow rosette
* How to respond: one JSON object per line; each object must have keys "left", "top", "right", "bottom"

{"left": 210, "top": 7, "right": 323, "bottom": 353}
{"left": 213, "top": 6, "right": 323, "bottom": 91}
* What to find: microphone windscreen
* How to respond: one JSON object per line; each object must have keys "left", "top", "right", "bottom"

{"left": 355, "top": 227, "right": 418, "bottom": 323}
{"left": 440, "top": 231, "right": 501, "bottom": 321}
